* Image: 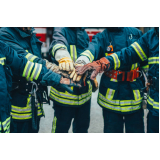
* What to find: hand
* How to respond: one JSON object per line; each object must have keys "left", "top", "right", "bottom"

{"left": 75, "top": 57, "right": 110, "bottom": 80}
{"left": 58, "top": 57, "right": 74, "bottom": 71}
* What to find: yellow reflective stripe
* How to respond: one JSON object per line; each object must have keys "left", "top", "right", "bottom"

{"left": 22, "top": 61, "right": 34, "bottom": 78}
{"left": 131, "top": 63, "right": 138, "bottom": 70}
{"left": 30, "top": 63, "right": 42, "bottom": 80}
{"left": 133, "top": 90, "right": 141, "bottom": 101}
{"left": 80, "top": 50, "right": 94, "bottom": 62}
{"left": 52, "top": 44, "right": 67, "bottom": 57}
{"left": 147, "top": 96, "right": 159, "bottom": 110}
{"left": 98, "top": 99, "right": 141, "bottom": 112}
{"left": 105, "top": 53, "right": 108, "bottom": 56}
{"left": 131, "top": 42, "right": 147, "bottom": 61}
{"left": 0, "top": 57, "right": 6, "bottom": 65}
{"left": 110, "top": 78, "right": 118, "bottom": 82}
{"left": 2, "top": 117, "right": 10, "bottom": 132}
{"left": 142, "top": 65, "right": 149, "bottom": 69}
{"left": 25, "top": 53, "right": 38, "bottom": 62}
{"left": 148, "top": 57, "right": 159, "bottom": 64}
{"left": 106, "top": 88, "right": 115, "bottom": 100}
{"left": 70, "top": 45, "right": 77, "bottom": 62}
{"left": 110, "top": 53, "right": 120, "bottom": 70}
{"left": 52, "top": 116, "right": 57, "bottom": 133}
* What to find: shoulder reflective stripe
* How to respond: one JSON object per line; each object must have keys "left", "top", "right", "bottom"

{"left": 30, "top": 63, "right": 42, "bottom": 80}
{"left": 2, "top": 117, "right": 10, "bottom": 132}
{"left": 80, "top": 50, "right": 94, "bottom": 62}
{"left": 110, "top": 53, "right": 120, "bottom": 70}
{"left": 147, "top": 96, "right": 159, "bottom": 110}
{"left": 22, "top": 61, "right": 34, "bottom": 78}
{"left": 148, "top": 57, "right": 159, "bottom": 64}
{"left": 52, "top": 44, "right": 67, "bottom": 57}
{"left": 131, "top": 63, "right": 138, "bottom": 70}
{"left": 133, "top": 90, "right": 141, "bottom": 100}
{"left": 70, "top": 45, "right": 77, "bottom": 62}
{"left": 98, "top": 99, "right": 141, "bottom": 112}
{"left": 52, "top": 116, "right": 57, "bottom": 133}
{"left": 98, "top": 93, "right": 142, "bottom": 106}
{"left": 25, "top": 53, "right": 38, "bottom": 62}
{"left": 131, "top": 42, "right": 147, "bottom": 61}
{"left": 106, "top": 88, "right": 115, "bottom": 100}
{"left": 0, "top": 57, "right": 6, "bottom": 65}
{"left": 110, "top": 78, "right": 118, "bottom": 82}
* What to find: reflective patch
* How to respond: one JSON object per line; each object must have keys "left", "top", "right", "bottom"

{"left": 110, "top": 53, "right": 120, "bottom": 70}
{"left": 80, "top": 50, "right": 94, "bottom": 62}
{"left": 52, "top": 116, "right": 57, "bottom": 133}
{"left": 148, "top": 57, "right": 159, "bottom": 64}
{"left": 131, "top": 42, "right": 147, "bottom": 61}
{"left": 106, "top": 88, "right": 115, "bottom": 100}
{"left": 133, "top": 90, "right": 141, "bottom": 101}
{"left": 30, "top": 63, "right": 42, "bottom": 80}
{"left": 0, "top": 57, "right": 6, "bottom": 65}
{"left": 147, "top": 96, "right": 159, "bottom": 110}
{"left": 52, "top": 44, "right": 67, "bottom": 57}
{"left": 110, "top": 78, "right": 118, "bottom": 82}
{"left": 25, "top": 53, "right": 38, "bottom": 62}
{"left": 70, "top": 45, "right": 77, "bottom": 62}
{"left": 131, "top": 63, "right": 138, "bottom": 70}
{"left": 22, "top": 61, "right": 34, "bottom": 78}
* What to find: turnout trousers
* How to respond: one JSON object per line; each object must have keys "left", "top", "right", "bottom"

{"left": 102, "top": 108, "right": 144, "bottom": 133}
{"left": 52, "top": 100, "right": 91, "bottom": 133}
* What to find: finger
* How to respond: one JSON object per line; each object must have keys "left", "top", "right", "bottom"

{"left": 76, "top": 75, "right": 82, "bottom": 82}
{"left": 66, "top": 63, "right": 69, "bottom": 71}
{"left": 73, "top": 73, "right": 78, "bottom": 81}
{"left": 68, "top": 71, "right": 72, "bottom": 74}
{"left": 69, "top": 62, "right": 74, "bottom": 71}
{"left": 59, "top": 63, "right": 63, "bottom": 70}
{"left": 62, "top": 63, "right": 66, "bottom": 70}
{"left": 90, "top": 70, "right": 99, "bottom": 80}
{"left": 70, "top": 69, "right": 75, "bottom": 79}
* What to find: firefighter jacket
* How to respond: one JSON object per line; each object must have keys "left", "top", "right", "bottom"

{"left": 0, "top": 40, "right": 51, "bottom": 132}
{"left": 49, "top": 27, "right": 92, "bottom": 107}
{"left": 0, "top": 27, "right": 49, "bottom": 121}
{"left": 81, "top": 27, "right": 147, "bottom": 114}
{"left": 106, "top": 28, "right": 159, "bottom": 117}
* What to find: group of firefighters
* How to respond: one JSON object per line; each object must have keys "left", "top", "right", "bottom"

{"left": 0, "top": 27, "right": 159, "bottom": 133}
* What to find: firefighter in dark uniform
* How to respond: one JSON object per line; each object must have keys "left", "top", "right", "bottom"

{"left": 0, "top": 40, "right": 75, "bottom": 133}
{"left": 76, "top": 27, "right": 159, "bottom": 133}
{"left": 49, "top": 27, "right": 94, "bottom": 133}
{"left": 0, "top": 27, "right": 78, "bottom": 133}
{"left": 76, "top": 27, "right": 148, "bottom": 133}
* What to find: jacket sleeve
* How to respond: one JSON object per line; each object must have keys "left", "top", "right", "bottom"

{"left": 106, "top": 32, "right": 149, "bottom": 70}
{"left": 0, "top": 32, "right": 43, "bottom": 64}
{"left": 80, "top": 31, "right": 105, "bottom": 62}
{"left": 2, "top": 42, "right": 61, "bottom": 85}
{"left": 49, "top": 27, "right": 69, "bottom": 58}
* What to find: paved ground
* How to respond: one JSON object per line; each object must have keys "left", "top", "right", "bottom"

{"left": 39, "top": 75, "right": 148, "bottom": 133}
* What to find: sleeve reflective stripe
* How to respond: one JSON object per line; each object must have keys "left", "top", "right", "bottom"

{"left": 105, "top": 53, "right": 108, "bottom": 56}
{"left": 30, "top": 63, "right": 42, "bottom": 80}
{"left": 52, "top": 44, "right": 67, "bottom": 57}
{"left": 133, "top": 90, "right": 141, "bottom": 100}
{"left": 131, "top": 63, "right": 138, "bottom": 70}
{"left": 142, "top": 65, "right": 149, "bottom": 69}
{"left": 80, "top": 50, "right": 94, "bottom": 62}
{"left": 106, "top": 88, "right": 115, "bottom": 100}
{"left": 70, "top": 45, "right": 77, "bottom": 62}
{"left": 147, "top": 96, "right": 159, "bottom": 110}
{"left": 0, "top": 57, "right": 6, "bottom": 65}
{"left": 110, "top": 53, "right": 120, "bottom": 70}
{"left": 2, "top": 117, "right": 10, "bottom": 132}
{"left": 131, "top": 42, "right": 147, "bottom": 61}
{"left": 25, "top": 53, "right": 38, "bottom": 62}
{"left": 52, "top": 116, "right": 57, "bottom": 133}
{"left": 22, "top": 61, "right": 34, "bottom": 78}
{"left": 148, "top": 57, "right": 159, "bottom": 64}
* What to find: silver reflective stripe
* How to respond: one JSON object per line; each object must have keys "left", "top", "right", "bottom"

{"left": 52, "top": 44, "right": 67, "bottom": 56}
{"left": 32, "top": 63, "right": 42, "bottom": 80}
{"left": 110, "top": 53, "right": 120, "bottom": 69}
{"left": 25, "top": 61, "right": 33, "bottom": 77}
{"left": 2, "top": 117, "right": 10, "bottom": 131}
{"left": 73, "top": 45, "right": 76, "bottom": 62}
{"left": 12, "top": 107, "right": 31, "bottom": 112}
{"left": 107, "top": 89, "right": 114, "bottom": 99}
{"left": 147, "top": 96, "right": 159, "bottom": 109}
{"left": 134, "top": 90, "right": 140, "bottom": 100}
{"left": 27, "top": 54, "right": 37, "bottom": 61}
{"left": 148, "top": 57, "right": 159, "bottom": 64}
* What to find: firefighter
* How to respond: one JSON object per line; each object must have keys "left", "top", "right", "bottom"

{"left": 49, "top": 27, "right": 96, "bottom": 133}
{"left": 0, "top": 40, "right": 77, "bottom": 133}
{"left": 0, "top": 27, "right": 79, "bottom": 133}
{"left": 76, "top": 27, "right": 159, "bottom": 133}
{"left": 76, "top": 27, "right": 148, "bottom": 133}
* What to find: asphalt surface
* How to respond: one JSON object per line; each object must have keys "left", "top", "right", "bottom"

{"left": 39, "top": 75, "right": 148, "bottom": 133}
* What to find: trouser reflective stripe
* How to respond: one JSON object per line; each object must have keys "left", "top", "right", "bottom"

{"left": 147, "top": 96, "right": 159, "bottom": 110}
{"left": 133, "top": 90, "right": 141, "bottom": 100}
{"left": 0, "top": 57, "right": 6, "bottom": 65}
{"left": 110, "top": 53, "right": 120, "bottom": 70}
{"left": 52, "top": 116, "right": 57, "bottom": 133}
{"left": 25, "top": 52, "right": 38, "bottom": 62}
{"left": 52, "top": 44, "right": 67, "bottom": 57}
{"left": 98, "top": 99, "right": 141, "bottom": 112}
{"left": 106, "top": 88, "right": 115, "bottom": 100}
{"left": 80, "top": 50, "right": 94, "bottom": 62}
{"left": 148, "top": 57, "right": 159, "bottom": 64}
{"left": 30, "top": 63, "right": 42, "bottom": 80}
{"left": 22, "top": 61, "right": 34, "bottom": 78}
{"left": 131, "top": 42, "right": 147, "bottom": 61}
{"left": 131, "top": 63, "right": 138, "bottom": 70}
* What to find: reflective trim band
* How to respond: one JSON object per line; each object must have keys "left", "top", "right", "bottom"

{"left": 105, "top": 53, "right": 108, "bottom": 56}
{"left": 52, "top": 116, "right": 57, "bottom": 133}
{"left": 110, "top": 53, "right": 120, "bottom": 70}
{"left": 30, "top": 63, "right": 42, "bottom": 80}
{"left": 98, "top": 93, "right": 142, "bottom": 106}
{"left": 131, "top": 63, "right": 138, "bottom": 70}
{"left": 70, "top": 45, "right": 77, "bottom": 62}
{"left": 52, "top": 44, "right": 67, "bottom": 57}
{"left": 98, "top": 99, "right": 141, "bottom": 112}
{"left": 22, "top": 61, "right": 34, "bottom": 78}
{"left": 147, "top": 96, "right": 159, "bottom": 110}
{"left": 12, "top": 105, "right": 32, "bottom": 113}
{"left": 110, "top": 78, "right": 118, "bottom": 82}
{"left": 142, "top": 65, "right": 149, "bottom": 69}
{"left": 2, "top": 117, "right": 11, "bottom": 132}
{"left": 0, "top": 57, "right": 6, "bottom": 65}
{"left": 133, "top": 90, "right": 141, "bottom": 100}
{"left": 80, "top": 50, "right": 94, "bottom": 62}
{"left": 131, "top": 42, "right": 147, "bottom": 61}
{"left": 106, "top": 88, "right": 115, "bottom": 100}
{"left": 25, "top": 53, "right": 38, "bottom": 62}
{"left": 148, "top": 57, "right": 159, "bottom": 64}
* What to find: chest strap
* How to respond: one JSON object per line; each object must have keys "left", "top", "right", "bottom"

{"left": 104, "top": 67, "right": 140, "bottom": 82}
